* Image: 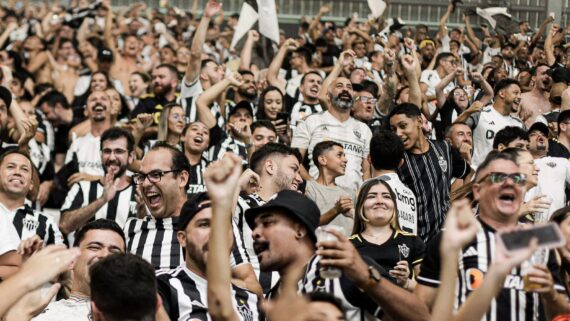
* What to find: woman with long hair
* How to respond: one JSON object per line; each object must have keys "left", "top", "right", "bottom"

{"left": 350, "top": 178, "right": 425, "bottom": 291}
{"left": 157, "top": 103, "right": 186, "bottom": 148}
{"left": 255, "top": 86, "right": 290, "bottom": 144}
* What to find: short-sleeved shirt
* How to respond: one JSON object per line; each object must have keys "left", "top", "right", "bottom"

{"left": 467, "top": 105, "right": 524, "bottom": 167}
{"left": 350, "top": 231, "right": 425, "bottom": 276}
{"left": 291, "top": 111, "right": 372, "bottom": 191}
{"left": 157, "top": 265, "right": 259, "bottom": 321}
{"left": 397, "top": 140, "right": 470, "bottom": 242}
{"left": 418, "top": 219, "right": 566, "bottom": 321}
{"left": 1, "top": 203, "right": 63, "bottom": 246}
{"left": 304, "top": 180, "right": 355, "bottom": 235}
{"left": 0, "top": 209, "right": 20, "bottom": 255}
{"left": 65, "top": 133, "right": 104, "bottom": 176}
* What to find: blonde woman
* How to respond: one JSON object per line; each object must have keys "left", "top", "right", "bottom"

{"left": 350, "top": 178, "right": 425, "bottom": 291}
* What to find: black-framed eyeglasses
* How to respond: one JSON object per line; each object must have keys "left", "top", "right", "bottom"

{"left": 476, "top": 172, "right": 527, "bottom": 186}
{"left": 133, "top": 169, "right": 179, "bottom": 185}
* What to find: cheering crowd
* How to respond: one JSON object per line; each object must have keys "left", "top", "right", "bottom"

{"left": 1, "top": 0, "right": 570, "bottom": 320}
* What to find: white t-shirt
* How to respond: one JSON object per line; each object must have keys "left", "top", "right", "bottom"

{"left": 376, "top": 173, "right": 418, "bottom": 235}
{"left": 467, "top": 105, "right": 524, "bottom": 167}
{"left": 0, "top": 212, "right": 19, "bottom": 255}
{"left": 32, "top": 298, "right": 90, "bottom": 321}
{"left": 525, "top": 156, "right": 570, "bottom": 217}
{"left": 291, "top": 111, "right": 372, "bottom": 191}
{"left": 65, "top": 132, "right": 104, "bottom": 176}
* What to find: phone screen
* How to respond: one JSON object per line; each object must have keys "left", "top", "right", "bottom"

{"left": 499, "top": 223, "right": 563, "bottom": 252}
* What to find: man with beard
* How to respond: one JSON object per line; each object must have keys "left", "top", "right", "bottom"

{"left": 526, "top": 122, "right": 570, "bottom": 216}
{"left": 461, "top": 78, "right": 524, "bottom": 167}
{"left": 64, "top": 90, "right": 112, "bottom": 179}
{"left": 59, "top": 128, "right": 138, "bottom": 241}
{"left": 30, "top": 219, "right": 126, "bottom": 321}
{"left": 501, "top": 43, "right": 519, "bottom": 78}
{"left": 519, "top": 64, "right": 553, "bottom": 127}
{"left": 157, "top": 189, "right": 260, "bottom": 321}
{"left": 418, "top": 39, "right": 436, "bottom": 70}
{"left": 233, "top": 143, "right": 303, "bottom": 292}
{"left": 292, "top": 50, "right": 372, "bottom": 192}
{"left": 131, "top": 64, "right": 179, "bottom": 121}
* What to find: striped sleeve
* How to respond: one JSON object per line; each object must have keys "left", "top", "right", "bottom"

{"left": 60, "top": 183, "right": 85, "bottom": 213}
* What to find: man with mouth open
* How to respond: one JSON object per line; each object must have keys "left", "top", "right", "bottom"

{"left": 519, "top": 64, "right": 553, "bottom": 128}
{"left": 461, "top": 78, "right": 524, "bottom": 167}
{"left": 416, "top": 150, "right": 570, "bottom": 321}
{"left": 389, "top": 103, "right": 471, "bottom": 242}
{"left": 64, "top": 90, "right": 112, "bottom": 180}
{"left": 292, "top": 50, "right": 372, "bottom": 192}
{"left": 59, "top": 127, "right": 138, "bottom": 243}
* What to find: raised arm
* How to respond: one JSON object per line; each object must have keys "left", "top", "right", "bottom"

{"left": 531, "top": 16, "right": 555, "bottom": 47}
{"left": 205, "top": 153, "right": 243, "bottom": 321}
{"left": 463, "top": 15, "right": 481, "bottom": 49}
{"left": 471, "top": 72, "right": 493, "bottom": 105}
{"left": 435, "top": 68, "right": 459, "bottom": 108}
{"left": 308, "top": 4, "right": 331, "bottom": 42}
{"left": 196, "top": 73, "right": 243, "bottom": 129}
{"left": 185, "top": 0, "right": 222, "bottom": 84}
{"left": 401, "top": 54, "right": 422, "bottom": 108}
{"left": 103, "top": 0, "right": 118, "bottom": 55}
{"left": 239, "top": 30, "right": 260, "bottom": 71}
{"left": 267, "top": 38, "right": 298, "bottom": 93}
{"left": 545, "top": 23, "right": 557, "bottom": 66}
{"left": 438, "top": 3, "right": 453, "bottom": 40}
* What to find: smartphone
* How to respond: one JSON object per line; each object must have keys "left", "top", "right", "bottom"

{"left": 497, "top": 223, "right": 565, "bottom": 253}
{"left": 276, "top": 112, "right": 289, "bottom": 123}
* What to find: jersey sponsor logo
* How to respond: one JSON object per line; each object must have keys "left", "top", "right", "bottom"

{"left": 398, "top": 244, "right": 410, "bottom": 258}
{"left": 466, "top": 268, "right": 484, "bottom": 290}
{"left": 188, "top": 185, "right": 207, "bottom": 194}
{"left": 342, "top": 143, "right": 363, "bottom": 154}
{"left": 396, "top": 189, "right": 416, "bottom": 211}
{"left": 486, "top": 129, "right": 495, "bottom": 140}
{"left": 504, "top": 274, "right": 524, "bottom": 290}
{"left": 78, "top": 160, "right": 103, "bottom": 170}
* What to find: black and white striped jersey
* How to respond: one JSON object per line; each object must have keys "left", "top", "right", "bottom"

{"left": 0, "top": 203, "right": 63, "bottom": 245}
{"left": 289, "top": 102, "right": 323, "bottom": 132}
{"left": 187, "top": 157, "right": 210, "bottom": 197}
{"left": 234, "top": 193, "right": 279, "bottom": 293}
{"left": 299, "top": 255, "right": 392, "bottom": 321}
{"left": 157, "top": 265, "right": 260, "bottom": 321}
{"left": 397, "top": 140, "right": 470, "bottom": 243}
{"left": 208, "top": 134, "right": 248, "bottom": 163}
{"left": 61, "top": 181, "right": 138, "bottom": 230}
{"left": 418, "top": 219, "right": 566, "bottom": 321}
{"left": 125, "top": 216, "right": 183, "bottom": 270}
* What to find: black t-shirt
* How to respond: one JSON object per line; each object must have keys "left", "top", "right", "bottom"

{"left": 53, "top": 106, "right": 86, "bottom": 155}
{"left": 418, "top": 219, "right": 567, "bottom": 321}
{"left": 351, "top": 231, "right": 425, "bottom": 278}
{"left": 397, "top": 140, "right": 470, "bottom": 242}
{"left": 548, "top": 138, "right": 570, "bottom": 159}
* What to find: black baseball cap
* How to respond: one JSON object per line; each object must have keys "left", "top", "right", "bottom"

{"left": 228, "top": 101, "right": 254, "bottom": 118}
{"left": 528, "top": 121, "right": 549, "bottom": 137}
{"left": 177, "top": 192, "right": 211, "bottom": 231}
{"left": 0, "top": 86, "right": 12, "bottom": 108}
{"left": 98, "top": 47, "right": 114, "bottom": 63}
{"left": 245, "top": 190, "right": 320, "bottom": 243}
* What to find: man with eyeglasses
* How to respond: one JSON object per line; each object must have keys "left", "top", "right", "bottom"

{"left": 416, "top": 150, "right": 570, "bottom": 321}
{"left": 60, "top": 127, "right": 138, "bottom": 244}
{"left": 124, "top": 142, "right": 190, "bottom": 270}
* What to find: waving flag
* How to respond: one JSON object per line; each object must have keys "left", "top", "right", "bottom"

{"left": 230, "top": 0, "right": 279, "bottom": 49}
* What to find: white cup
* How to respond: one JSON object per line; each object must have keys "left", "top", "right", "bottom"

{"left": 316, "top": 225, "right": 345, "bottom": 279}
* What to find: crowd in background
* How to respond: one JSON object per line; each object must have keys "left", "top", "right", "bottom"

{"left": 1, "top": 0, "right": 570, "bottom": 320}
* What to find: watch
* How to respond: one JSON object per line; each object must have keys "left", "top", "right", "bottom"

{"left": 360, "top": 266, "right": 382, "bottom": 292}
